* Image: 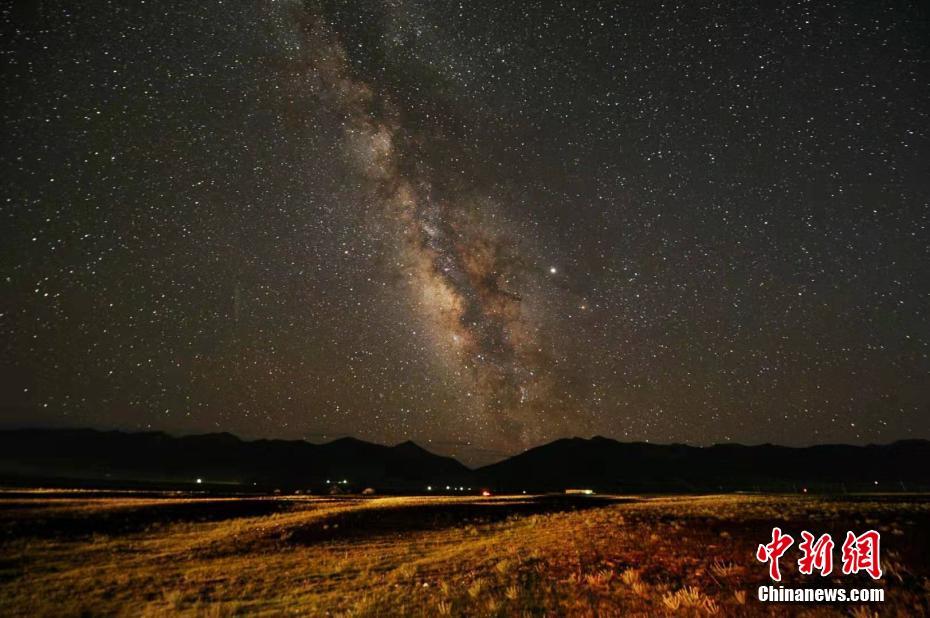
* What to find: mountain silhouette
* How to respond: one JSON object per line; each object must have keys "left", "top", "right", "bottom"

{"left": 476, "top": 436, "right": 930, "bottom": 492}
{"left": 0, "top": 428, "right": 928, "bottom": 493}
{"left": 0, "top": 428, "right": 471, "bottom": 491}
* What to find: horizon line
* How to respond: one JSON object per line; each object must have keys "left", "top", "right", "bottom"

{"left": 1, "top": 424, "right": 926, "bottom": 469}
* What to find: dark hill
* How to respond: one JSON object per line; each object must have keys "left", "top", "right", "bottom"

{"left": 476, "top": 436, "right": 930, "bottom": 492}
{"left": 1, "top": 428, "right": 927, "bottom": 493}
{"left": 0, "top": 428, "right": 472, "bottom": 491}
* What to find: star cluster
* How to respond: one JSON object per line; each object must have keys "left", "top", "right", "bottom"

{"left": 2, "top": 1, "right": 928, "bottom": 464}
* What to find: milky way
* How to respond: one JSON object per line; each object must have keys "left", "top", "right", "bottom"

{"left": 2, "top": 0, "right": 928, "bottom": 464}
{"left": 277, "top": 4, "right": 565, "bottom": 450}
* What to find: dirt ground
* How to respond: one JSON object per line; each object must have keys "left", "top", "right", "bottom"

{"left": 1, "top": 490, "right": 928, "bottom": 616}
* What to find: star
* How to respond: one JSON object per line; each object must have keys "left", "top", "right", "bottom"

{"left": 1, "top": 0, "right": 926, "bottom": 465}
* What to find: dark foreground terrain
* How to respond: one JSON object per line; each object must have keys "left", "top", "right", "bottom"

{"left": 1, "top": 490, "right": 928, "bottom": 616}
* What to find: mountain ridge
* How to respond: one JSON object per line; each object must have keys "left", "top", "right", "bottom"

{"left": 0, "top": 428, "right": 927, "bottom": 492}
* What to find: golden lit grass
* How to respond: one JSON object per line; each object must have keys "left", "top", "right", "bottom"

{"left": 1, "top": 493, "right": 928, "bottom": 616}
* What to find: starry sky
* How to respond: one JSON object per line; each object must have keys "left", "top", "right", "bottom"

{"left": 2, "top": 0, "right": 928, "bottom": 465}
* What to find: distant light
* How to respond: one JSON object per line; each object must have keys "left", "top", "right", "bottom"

{"left": 427, "top": 485, "right": 432, "bottom": 491}
{"left": 196, "top": 478, "right": 203, "bottom": 485}
{"left": 445, "top": 485, "right": 450, "bottom": 490}
{"left": 549, "top": 266, "right": 557, "bottom": 274}
{"left": 481, "top": 490, "right": 491, "bottom": 497}
{"left": 326, "top": 479, "right": 331, "bottom": 484}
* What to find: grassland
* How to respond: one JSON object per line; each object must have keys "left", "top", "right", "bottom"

{"left": 1, "top": 490, "right": 928, "bottom": 616}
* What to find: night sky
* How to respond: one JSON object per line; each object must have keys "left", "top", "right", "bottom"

{"left": 2, "top": 1, "right": 928, "bottom": 465}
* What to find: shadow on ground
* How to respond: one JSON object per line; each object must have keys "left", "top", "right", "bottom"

{"left": 283, "top": 495, "right": 632, "bottom": 545}
{"left": 0, "top": 497, "right": 296, "bottom": 540}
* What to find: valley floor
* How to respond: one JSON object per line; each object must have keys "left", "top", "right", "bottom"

{"left": 1, "top": 490, "right": 928, "bottom": 616}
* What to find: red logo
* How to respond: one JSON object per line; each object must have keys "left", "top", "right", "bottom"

{"left": 798, "top": 531, "right": 834, "bottom": 576}
{"left": 757, "top": 528, "right": 881, "bottom": 581}
{"left": 756, "top": 527, "right": 794, "bottom": 581}
{"left": 841, "top": 530, "right": 882, "bottom": 579}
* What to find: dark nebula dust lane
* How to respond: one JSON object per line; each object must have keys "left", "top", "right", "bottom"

{"left": 276, "top": 4, "right": 566, "bottom": 450}
{"left": 2, "top": 1, "right": 928, "bottom": 464}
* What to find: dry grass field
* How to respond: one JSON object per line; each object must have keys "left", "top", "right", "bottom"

{"left": 1, "top": 490, "right": 928, "bottom": 616}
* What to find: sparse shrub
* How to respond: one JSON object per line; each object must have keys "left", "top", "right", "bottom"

{"left": 710, "top": 560, "right": 741, "bottom": 578}
{"left": 631, "top": 581, "right": 650, "bottom": 597}
{"left": 662, "top": 591, "right": 681, "bottom": 610}
{"left": 585, "top": 568, "right": 613, "bottom": 586}
{"left": 678, "top": 586, "right": 704, "bottom": 608}
{"left": 620, "top": 568, "right": 641, "bottom": 586}
{"left": 662, "top": 586, "right": 710, "bottom": 611}
{"left": 702, "top": 597, "right": 720, "bottom": 615}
